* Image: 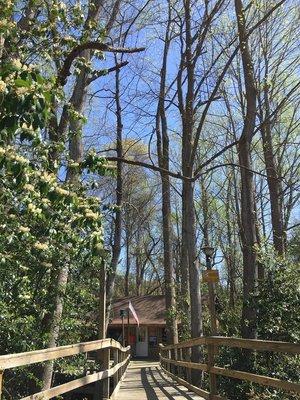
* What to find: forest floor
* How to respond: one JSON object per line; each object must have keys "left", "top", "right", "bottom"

{"left": 117, "top": 360, "right": 204, "bottom": 400}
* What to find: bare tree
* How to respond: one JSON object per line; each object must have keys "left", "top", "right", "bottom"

{"left": 155, "top": 0, "right": 179, "bottom": 345}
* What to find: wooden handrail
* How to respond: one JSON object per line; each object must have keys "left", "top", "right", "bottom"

{"left": 159, "top": 336, "right": 300, "bottom": 399}
{"left": 0, "top": 338, "right": 129, "bottom": 370}
{"left": 0, "top": 339, "right": 131, "bottom": 400}
{"left": 161, "top": 336, "right": 300, "bottom": 354}
{"left": 206, "top": 336, "right": 300, "bottom": 354}
{"left": 20, "top": 354, "right": 130, "bottom": 400}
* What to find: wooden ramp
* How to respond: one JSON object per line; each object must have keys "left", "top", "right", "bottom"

{"left": 117, "top": 360, "right": 205, "bottom": 400}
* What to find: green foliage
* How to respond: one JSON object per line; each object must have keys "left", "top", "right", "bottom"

{"left": 217, "top": 247, "right": 300, "bottom": 400}
{"left": 0, "top": 61, "right": 53, "bottom": 144}
{"left": 0, "top": 36, "right": 109, "bottom": 400}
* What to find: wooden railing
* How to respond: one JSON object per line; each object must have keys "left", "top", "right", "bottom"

{"left": 0, "top": 338, "right": 130, "bottom": 400}
{"left": 159, "top": 336, "right": 300, "bottom": 400}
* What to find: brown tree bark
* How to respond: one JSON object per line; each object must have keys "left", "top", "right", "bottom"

{"left": 42, "top": 264, "right": 69, "bottom": 389}
{"left": 124, "top": 234, "right": 130, "bottom": 296}
{"left": 66, "top": 0, "right": 121, "bottom": 182}
{"left": 155, "top": 0, "right": 178, "bottom": 345}
{"left": 179, "top": 1, "right": 203, "bottom": 384}
{"left": 42, "top": 1, "right": 117, "bottom": 388}
{"left": 259, "top": 84, "right": 285, "bottom": 255}
{"left": 225, "top": 177, "right": 237, "bottom": 307}
{"left": 106, "top": 61, "right": 123, "bottom": 329}
{"left": 234, "top": 0, "right": 258, "bottom": 340}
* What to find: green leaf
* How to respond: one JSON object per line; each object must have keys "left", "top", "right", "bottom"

{"left": 14, "top": 79, "right": 31, "bottom": 88}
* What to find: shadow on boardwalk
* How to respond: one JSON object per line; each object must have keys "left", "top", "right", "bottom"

{"left": 117, "top": 361, "right": 204, "bottom": 400}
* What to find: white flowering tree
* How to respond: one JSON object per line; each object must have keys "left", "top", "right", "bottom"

{"left": 0, "top": 1, "right": 120, "bottom": 396}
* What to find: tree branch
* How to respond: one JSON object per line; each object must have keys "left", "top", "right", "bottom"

{"left": 86, "top": 61, "right": 129, "bottom": 85}
{"left": 193, "top": 140, "right": 239, "bottom": 179}
{"left": 58, "top": 43, "right": 145, "bottom": 85}
{"left": 190, "top": 0, "right": 289, "bottom": 167}
{"left": 198, "top": 162, "right": 286, "bottom": 181}
{"left": 105, "top": 156, "right": 189, "bottom": 180}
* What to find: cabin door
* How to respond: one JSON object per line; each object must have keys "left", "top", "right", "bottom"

{"left": 136, "top": 326, "right": 148, "bottom": 357}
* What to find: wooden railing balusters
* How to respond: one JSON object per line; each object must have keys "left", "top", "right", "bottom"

{"left": 174, "top": 348, "right": 178, "bottom": 377}
{"left": 98, "top": 347, "right": 110, "bottom": 400}
{"left": 167, "top": 349, "right": 171, "bottom": 373}
{"left": 0, "top": 339, "right": 130, "bottom": 400}
{"left": 0, "top": 370, "right": 3, "bottom": 398}
{"left": 159, "top": 336, "right": 300, "bottom": 400}
{"left": 178, "top": 348, "right": 183, "bottom": 378}
{"left": 113, "top": 347, "right": 119, "bottom": 392}
{"left": 207, "top": 343, "right": 217, "bottom": 399}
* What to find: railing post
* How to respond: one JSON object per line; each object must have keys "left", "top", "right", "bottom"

{"left": 174, "top": 348, "right": 178, "bottom": 376}
{"left": 120, "top": 350, "right": 124, "bottom": 379}
{"left": 113, "top": 348, "right": 119, "bottom": 391}
{"left": 208, "top": 344, "right": 217, "bottom": 399}
{"left": 94, "top": 347, "right": 110, "bottom": 400}
{"left": 0, "top": 370, "right": 3, "bottom": 398}
{"left": 102, "top": 347, "right": 111, "bottom": 400}
{"left": 164, "top": 350, "right": 169, "bottom": 371}
{"left": 185, "top": 347, "right": 192, "bottom": 383}
{"left": 179, "top": 348, "right": 183, "bottom": 378}
{"left": 167, "top": 349, "right": 171, "bottom": 373}
{"left": 159, "top": 347, "right": 163, "bottom": 369}
{"left": 122, "top": 351, "right": 125, "bottom": 377}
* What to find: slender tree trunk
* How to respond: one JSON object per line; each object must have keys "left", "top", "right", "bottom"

{"left": 254, "top": 195, "right": 265, "bottom": 281}
{"left": 225, "top": 178, "right": 237, "bottom": 307}
{"left": 200, "top": 177, "right": 209, "bottom": 246}
{"left": 124, "top": 234, "right": 130, "bottom": 296}
{"left": 40, "top": 0, "right": 123, "bottom": 388}
{"left": 175, "top": 1, "right": 203, "bottom": 383}
{"left": 238, "top": 142, "right": 257, "bottom": 339}
{"left": 160, "top": 172, "right": 179, "bottom": 344}
{"left": 182, "top": 180, "right": 202, "bottom": 341}
{"left": 136, "top": 251, "right": 141, "bottom": 296}
{"left": 106, "top": 64, "right": 123, "bottom": 329}
{"left": 42, "top": 264, "right": 69, "bottom": 390}
{"left": 182, "top": 0, "right": 203, "bottom": 346}
{"left": 65, "top": 0, "right": 120, "bottom": 182}
{"left": 260, "top": 85, "right": 285, "bottom": 255}
{"left": 234, "top": 0, "right": 258, "bottom": 340}
{"left": 42, "top": 51, "right": 89, "bottom": 393}
{"left": 155, "top": 0, "right": 178, "bottom": 344}
{"left": 66, "top": 63, "right": 88, "bottom": 183}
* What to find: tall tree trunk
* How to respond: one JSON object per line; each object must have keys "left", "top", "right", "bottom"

{"left": 66, "top": 64, "right": 88, "bottom": 183}
{"left": 182, "top": 0, "right": 203, "bottom": 349}
{"left": 42, "top": 264, "right": 69, "bottom": 390}
{"left": 155, "top": 0, "right": 178, "bottom": 344}
{"left": 254, "top": 194, "right": 265, "bottom": 281}
{"left": 224, "top": 177, "right": 237, "bottom": 308}
{"left": 136, "top": 251, "right": 141, "bottom": 296}
{"left": 160, "top": 172, "right": 179, "bottom": 344}
{"left": 124, "top": 234, "right": 130, "bottom": 296}
{"left": 234, "top": 0, "right": 258, "bottom": 340}
{"left": 238, "top": 142, "right": 257, "bottom": 339}
{"left": 42, "top": 1, "right": 108, "bottom": 387}
{"left": 106, "top": 64, "right": 123, "bottom": 329}
{"left": 260, "top": 84, "right": 285, "bottom": 255}
{"left": 172, "top": 0, "right": 203, "bottom": 383}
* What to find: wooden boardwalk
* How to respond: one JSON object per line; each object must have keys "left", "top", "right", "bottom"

{"left": 117, "top": 360, "right": 205, "bottom": 400}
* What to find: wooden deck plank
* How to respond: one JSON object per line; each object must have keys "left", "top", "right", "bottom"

{"left": 117, "top": 360, "right": 205, "bottom": 400}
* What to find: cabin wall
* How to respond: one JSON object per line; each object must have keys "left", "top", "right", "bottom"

{"left": 107, "top": 325, "right": 166, "bottom": 359}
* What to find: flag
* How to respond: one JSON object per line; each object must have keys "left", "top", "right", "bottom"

{"left": 128, "top": 301, "right": 139, "bottom": 327}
